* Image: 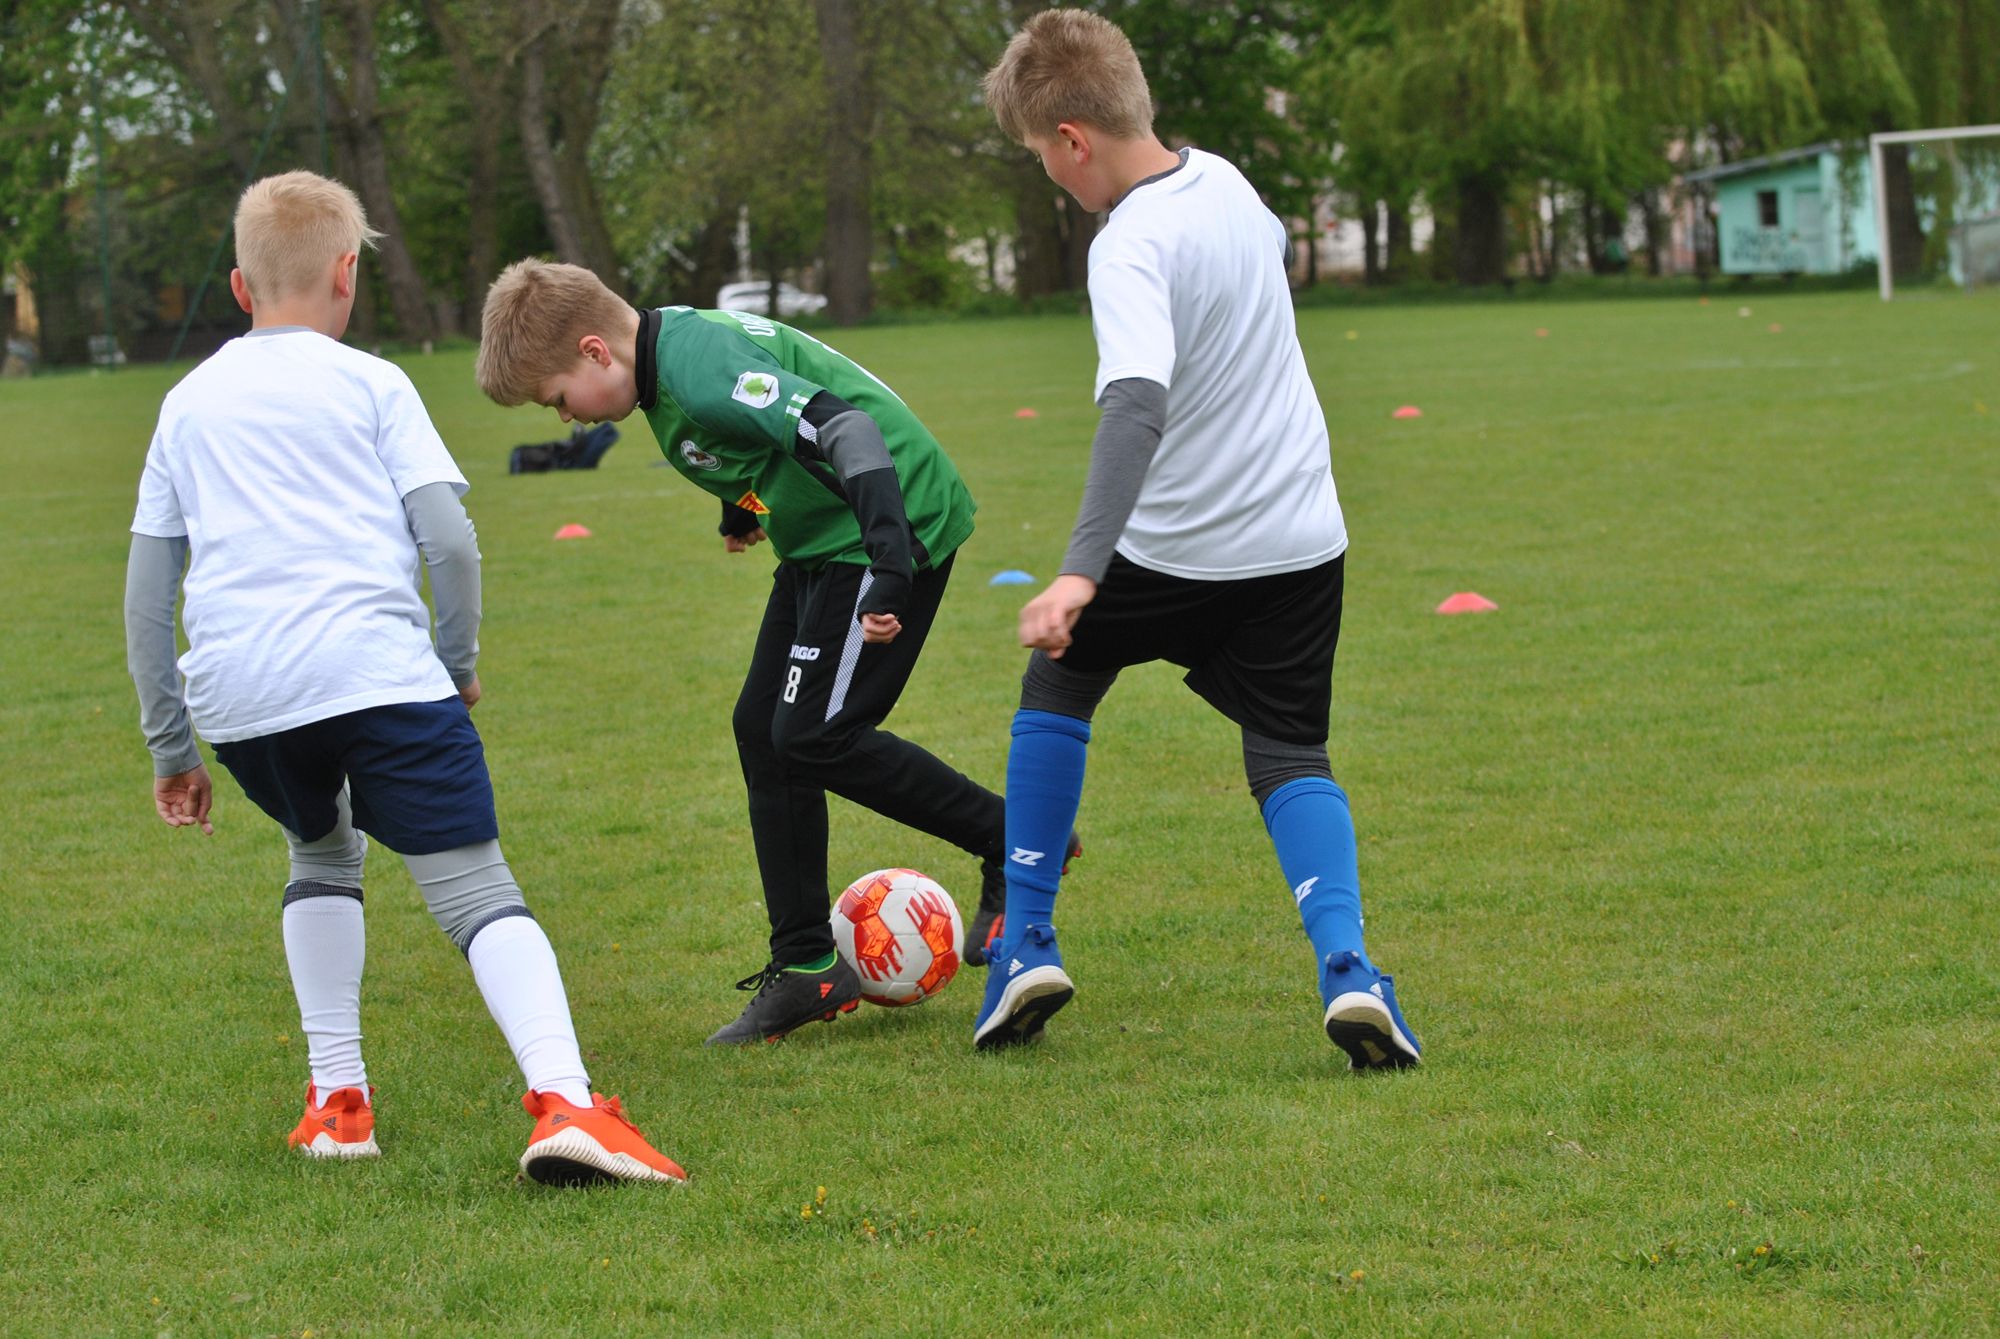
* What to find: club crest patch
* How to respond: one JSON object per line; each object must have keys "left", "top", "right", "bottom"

{"left": 735, "top": 490, "right": 770, "bottom": 515}
{"left": 732, "top": 371, "right": 781, "bottom": 408}
{"left": 680, "top": 440, "right": 721, "bottom": 470}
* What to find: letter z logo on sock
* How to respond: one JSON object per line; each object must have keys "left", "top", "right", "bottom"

{"left": 1009, "top": 847, "right": 1044, "bottom": 867}
{"left": 1293, "top": 876, "right": 1320, "bottom": 906}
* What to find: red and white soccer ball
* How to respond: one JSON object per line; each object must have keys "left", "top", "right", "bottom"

{"left": 830, "top": 868, "right": 964, "bottom": 1007}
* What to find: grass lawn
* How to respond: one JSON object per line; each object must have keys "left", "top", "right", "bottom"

{"left": 2, "top": 289, "right": 1996, "bottom": 1335}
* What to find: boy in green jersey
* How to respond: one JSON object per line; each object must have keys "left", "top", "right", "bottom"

{"left": 477, "top": 259, "right": 1065, "bottom": 1043}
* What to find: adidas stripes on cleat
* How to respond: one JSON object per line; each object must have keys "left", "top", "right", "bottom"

{"left": 703, "top": 957, "right": 863, "bottom": 1045}
{"left": 1320, "top": 950, "right": 1422, "bottom": 1071}
{"left": 966, "top": 830, "right": 1084, "bottom": 968}
{"left": 520, "top": 1091, "right": 687, "bottom": 1187}
{"left": 972, "top": 923, "right": 1073, "bottom": 1050}
{"left": 287, "top": 1083, "right": 380, "bottom": 1159}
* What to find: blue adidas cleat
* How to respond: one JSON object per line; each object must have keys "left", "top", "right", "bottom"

{"left": 1321, "top": 950, "right": 1421, "bottom": 1071}
{"left": 972, "top": 923, "right": 1074, "bottom": 1050}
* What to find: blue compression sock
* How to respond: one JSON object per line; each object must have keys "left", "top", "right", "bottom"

{"left": 1002, "top": 709, "right": 1091, "bottom": 944}
{"left": 1261, "top": 777, "right": 1374, "bottom": 974}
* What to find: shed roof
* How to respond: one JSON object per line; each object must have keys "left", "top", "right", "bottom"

{"left": 1683, "top": 141, "right": 1849, "bottom": 185}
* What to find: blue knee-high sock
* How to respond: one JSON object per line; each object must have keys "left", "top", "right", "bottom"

{"left": 1261, "top": 777, "right": 1373, "bottom": 973}
{"left": 1003, "top": 709, "right": 1090, "bottom": 944}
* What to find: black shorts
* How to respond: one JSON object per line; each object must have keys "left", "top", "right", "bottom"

{"left": 1059, "top": 552, "right": 1344, "bottom": 745}
{"left": 211, "top": 697, "right": 500, "bottom": 855}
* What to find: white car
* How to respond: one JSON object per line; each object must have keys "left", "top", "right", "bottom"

{"left": 714, "top": 280, "right": 829, "bottom": 319}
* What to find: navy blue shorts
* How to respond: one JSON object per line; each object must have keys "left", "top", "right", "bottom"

{"left": 211, "top": 698, "right": 500, "bottom": 855}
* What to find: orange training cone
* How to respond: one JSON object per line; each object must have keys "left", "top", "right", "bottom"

{"left": 1392, "top": 405, "right": 1423, "bottom": 419}
{"left": 1014, "top": 407, "right": 1039, "bottom": 419}
{"left": 1435, "top": 592, "right": 1498, "bottom": 615}
{"left": 553, "top": 523, "right": 593, "bottom": 540}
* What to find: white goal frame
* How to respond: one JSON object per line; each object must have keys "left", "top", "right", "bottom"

{"left": 1870, "top": 123, "right": 2000, "bottom": 300}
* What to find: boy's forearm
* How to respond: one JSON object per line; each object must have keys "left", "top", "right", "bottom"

{"left": 403, "top": 481, "right": 482, "bottom": 686}
{"left": 1061, "top": 377, "right": 1167, "bottom": 583}
{"left": 124, "top": 533, "right": 202, "bottom": 777}
{"left": 805, "top": 400, "right": 915, "bottom": 616}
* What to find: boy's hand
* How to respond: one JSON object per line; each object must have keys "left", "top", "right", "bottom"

{"left": 1019, "top": 574, "right": 1098, "bottom": 658}
{"left": 860, "top": 612, "right": 902, "bottom": 644}
{"left": 724, "top": 527, "right": 767, "bottom": 553}
{"left": 459, "top": 675, "right": 482, "bottom": 709}
{"left": 153, "top": 765, "right": 215, "bottom": 835}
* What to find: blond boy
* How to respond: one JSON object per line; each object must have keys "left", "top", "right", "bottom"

{"left": 475, "top": 261, "right": 1075, "bottom": 1043}
{"left": 972, "top": 11, "right": 1421, "bottom": 1068}
{"left": 126, "top": 171, "right": 685, "bottom": 1181}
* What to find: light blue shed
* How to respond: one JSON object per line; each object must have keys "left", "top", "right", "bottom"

{"left": 1685, "top": 143, "right": 1877, "bottom": 276}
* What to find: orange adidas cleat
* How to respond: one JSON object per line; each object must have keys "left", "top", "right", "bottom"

{"left": 287, "top": 1083, "right": 380, "bottom": 1159}
{"left": 520, "top": 1091, "right": 687, "bottom": 1187}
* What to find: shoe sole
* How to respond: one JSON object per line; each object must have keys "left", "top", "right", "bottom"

{"left": 974, "top": 966, "right": 1074, "bottom": 1050}
{"left": 1324, "top": 993, "right": 1421, "bottom": 1071}
{"left": 293, "top": 1132, "right": 380, "bottom": 1159}
{"left": 704, "top": 997, "right": 860, "bottom": 1047}
{"left": 520, "top": 1127, "right": 686, "bottom": 1187}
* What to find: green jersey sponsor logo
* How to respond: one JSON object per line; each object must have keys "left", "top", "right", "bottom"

{"left": 680, "top": 440, "right": 721, "bottom": 470}
{"left": 732, "top": 371, "right": 780, "bottom": 408}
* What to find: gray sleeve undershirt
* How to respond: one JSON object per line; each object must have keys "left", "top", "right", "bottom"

{"left": 125, "top": 532, "right": 202, "bottom": 777}
{"left": 403, "top": 481, "right": 481, "bottom": 687}
{"left": 1060, "top": 376, "right": 1169, "bottom": 584}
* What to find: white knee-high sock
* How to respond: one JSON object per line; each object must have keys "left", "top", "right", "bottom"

{"left": 282, "top": 895, "right": 368, "bottom": 1099}
{"left": 466, "top": 916, "right": 592, "bottom": 1107}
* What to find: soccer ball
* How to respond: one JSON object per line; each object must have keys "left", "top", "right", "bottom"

{"left": 830, "top": 868, "right": 964, "bottom": 1007}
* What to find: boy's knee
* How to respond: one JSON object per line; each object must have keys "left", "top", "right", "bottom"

{"left": 1019, "top": 651, "right": 1116, "bottom": 721}
{"left": 286, "top": 822, "right": 366, "bottom": 888}
{"left": 1242, "top": 730, "right": 1332, "bottom": 806}
{"left": 402, "top": 840, "right": 532, "bottom": 955}
{"left": 776, "top": 718, "right": 860, "bottom": 773}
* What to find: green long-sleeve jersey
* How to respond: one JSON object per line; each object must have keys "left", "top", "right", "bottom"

{"left": 640, "top": 305, "right": 975, "bottom": 570}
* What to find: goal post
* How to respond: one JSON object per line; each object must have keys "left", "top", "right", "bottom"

{"left": 1870, "top": 124, "right": 2000, "bottom": 300}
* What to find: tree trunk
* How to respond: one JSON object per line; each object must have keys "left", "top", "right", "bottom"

{"left": 513, "top": 17, "right": 588, "bottom": 267}
{"left": 1012, "top": 164, "right": 1069, "bottom": 299}
{"left": 1453, "top": 173, "right": 1507, "bottom": 285}
{"left": 1638, "top": 187, "right": 1665, "bottom": 275}
{"left": 815, "top": 0, "right": 873, "bottom": 324}
{"left": 1385, "top": 202, "right": 1411, "bottom": 282}
{"left": 1059, "top": 196, "right": 1096, "bottom": 290}
{"left": 679, "top": 199, "right": 741, "bottom": 308}
{"left": 325, "top": 0, "right": 434, "bottom": 342}
{"left": 1880, "top": 142, "right": 1926, "bottom": 283}
{"left": 424, "top": 0, "right": 504, "bottom": 329}
{"left": 1361, "top": 201, "right": 1380, "bottom": 285}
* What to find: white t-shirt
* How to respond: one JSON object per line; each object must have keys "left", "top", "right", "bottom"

{"left": 130, "top": 329, "right": 467, "bottom": 743}
{"left": 1088, "top": 148, "right": 1345, "bottom": 580}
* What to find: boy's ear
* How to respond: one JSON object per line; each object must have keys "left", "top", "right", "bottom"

{"left": 228, "top": 268, "right": 254, "bottom": 315}
{"left": 1055, "top": 121, "right": 1092, "bottom": 162}
{"left": 578, "top": 333, "right": 612, "bottom": 367}
{"left": 333, "top": 252, "right": 358, "bottom": 300}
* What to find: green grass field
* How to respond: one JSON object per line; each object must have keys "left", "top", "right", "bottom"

{"left": 4, "top": 290, "right": 1996, "bottom": 1335}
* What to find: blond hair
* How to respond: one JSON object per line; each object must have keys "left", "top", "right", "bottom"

{"left": 233, "top": 171, "right": 380, "bottom": 304}
{"left": 982, "top": 9, "right": 1154, "bottom": 144}
{"left": 476, "top": 259, "right": 634, "bottom": 406}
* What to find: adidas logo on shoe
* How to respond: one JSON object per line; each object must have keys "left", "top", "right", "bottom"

{"left": 819, "top": 982, "right": 834, "bottom": 998}
{"left": 1007, "top": 958, "right": 1024, "bottom": 976}
{"left": 322, "top": 1117, "right": 338, "bottom": 1131}
{"left": 551, "top": 1114, "right": 570, "bottom": 1126}
{"left": 1371, "top": 983, "right": 1385, "bottom": 999}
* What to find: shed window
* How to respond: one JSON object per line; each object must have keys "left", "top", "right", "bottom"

{"left": 1757, "top": 190, "right": 1780, "bottom": 228}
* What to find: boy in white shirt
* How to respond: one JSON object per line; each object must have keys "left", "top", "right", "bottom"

{"left": 973, "top": 11, "right": 1421, "bottom": 1069}
{"left": 125, "top": 171, "right": 686, "bottom": 1182}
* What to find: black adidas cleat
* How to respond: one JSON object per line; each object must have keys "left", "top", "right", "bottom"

{"left": 965, "top": 830, "right": 1083, "bottom": 968}
{"left": 704, "top": 957, "right": 863, "bottom": 1045}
